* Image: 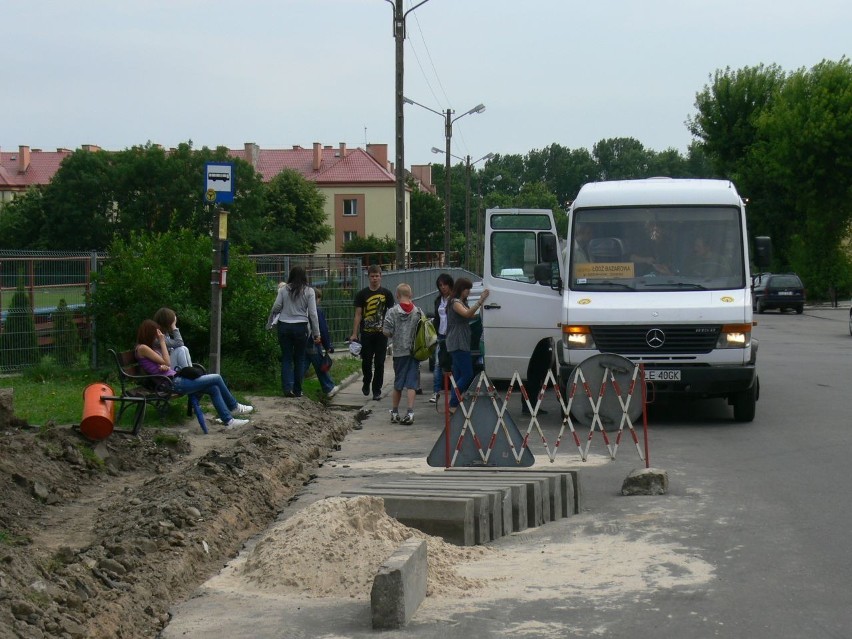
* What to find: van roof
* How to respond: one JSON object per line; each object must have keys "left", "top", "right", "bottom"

{"left": 573, "top": 178, "right": 743, "bottom": 208}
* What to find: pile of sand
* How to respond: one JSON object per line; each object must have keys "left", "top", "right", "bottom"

{"left": 239, "top": 496, "right": 491, "bottom": 599}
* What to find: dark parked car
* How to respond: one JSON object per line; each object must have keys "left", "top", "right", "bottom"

{"left": 752, "top": 273, "right": 805, "bottom": 314}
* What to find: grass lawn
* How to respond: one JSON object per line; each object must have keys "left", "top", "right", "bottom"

{"left": 2, "top": 357, "right": 362, "bottom": 428}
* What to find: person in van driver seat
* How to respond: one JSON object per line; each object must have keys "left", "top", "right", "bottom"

{"left": 630, "top": 220, "right": 675, "bottom": 275}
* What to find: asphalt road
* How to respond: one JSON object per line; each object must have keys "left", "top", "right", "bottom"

{"left": 163, "top": 306, "right": 852, "bottom": 639}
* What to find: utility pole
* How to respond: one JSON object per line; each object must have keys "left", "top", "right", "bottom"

{"left": 387, "top": 0, "right": 431, "bottom": 269}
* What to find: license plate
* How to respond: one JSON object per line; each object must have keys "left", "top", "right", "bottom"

{"left": 645, "top": 369, "right": 681, "bottom": 381}
{"left": 778, "top": 291, "right": 793, "bottom": 295}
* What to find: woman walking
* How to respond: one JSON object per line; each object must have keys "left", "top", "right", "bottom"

{"left": 267, "top": 266, "right": 321, "bottom": 397}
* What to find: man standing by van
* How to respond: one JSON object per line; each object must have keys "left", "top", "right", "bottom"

{"left": 350, "top": 265, "right": 395, "bottom": 400}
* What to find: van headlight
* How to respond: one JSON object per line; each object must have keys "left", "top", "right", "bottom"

{"left": 716, "top": 324, "right": 751, "bottom": 349}
{"left": 562, "top": 325, "right": 595, "bottom": 349}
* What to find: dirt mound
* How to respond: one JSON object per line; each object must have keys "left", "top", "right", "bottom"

{"left": 0, "top": 395, "right": 352, "bottom": 638}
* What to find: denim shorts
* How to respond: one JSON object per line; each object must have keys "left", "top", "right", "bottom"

{"left": 392, "top": 356, "right": 420, "bottom": 391}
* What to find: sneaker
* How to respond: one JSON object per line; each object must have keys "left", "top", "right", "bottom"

{"left": 373, "top": 392, "right": 382, "bottom": 401}
{"left": 284, "top": 390, "right": 295, "bottom": 398}
{"left": 361, "top": 381, "right": 370, "bottom": 396}
{"left": 234, "top": 403, "right": 254, "bottom": 415}
{"left": 415, "top": 388, "right": 423, "bottom": 395}
{"left": 429, "top": 393, "right": 440, "bottom": 404}
{"left": 327, "top": 385, "right": 340, "bottom": 398}
{"left": 389, "top": 410, "right": 401, "bottom": 423}
{"left": 225, "top": 417, "right": 249, "bottom": 429}
{"left": 401, "top": 412, "right": 414, "bottom": 425}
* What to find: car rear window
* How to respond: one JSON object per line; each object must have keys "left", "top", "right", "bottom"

{"left": 771, "top": 275, "right": 802, "bottom": 288}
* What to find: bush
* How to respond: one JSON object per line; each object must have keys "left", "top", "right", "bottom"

{"left": 91, "top": 230, "right": 278, "bottom": 387}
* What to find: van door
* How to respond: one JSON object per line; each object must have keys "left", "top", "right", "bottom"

{"left": 482, "top": 209, "right": 564, "bottom": 381}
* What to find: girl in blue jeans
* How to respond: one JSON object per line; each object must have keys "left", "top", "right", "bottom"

{"left": 134, "top": 319, "right": 253, "bottom": 429}
{"left": 445, "top": 277, "right": 490, "bottom": 414}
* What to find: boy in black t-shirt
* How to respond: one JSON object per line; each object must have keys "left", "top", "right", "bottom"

{"left": 349, "top": 265, "right": 395, "bottom": 400}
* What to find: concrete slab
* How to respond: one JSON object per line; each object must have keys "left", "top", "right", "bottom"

{"left": 370, "top": 538, "right": 427, "bottom": 630}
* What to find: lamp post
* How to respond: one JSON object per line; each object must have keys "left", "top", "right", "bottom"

{"left": 404, "top": 97, "right": 485, "bottom": 267}
{"left": 432, "top": 148, "right": 493, "bottom": 271}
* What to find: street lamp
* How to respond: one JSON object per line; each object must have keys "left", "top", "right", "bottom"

{"left": 404, "top": 96, "right": 486, "bottom": 267}
{"left": 432, "top": 148, "right": 493, "bottom": 271}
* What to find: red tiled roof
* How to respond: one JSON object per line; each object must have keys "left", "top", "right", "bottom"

{"left": 228, "top": 146, "right": 395, "bottom": 185}
{"left": 0, "top": 144, "right": 396, "bottom": 190}
{"left": 0, "top": 149, "right": 72, "bottom": 188}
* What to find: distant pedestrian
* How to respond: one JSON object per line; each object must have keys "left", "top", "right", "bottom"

{"left": 446, "top": 277, "right": 489, "bottom": 414}
{"left": 303, "top": 288, "right": 339, "bottom": 397}
{"left": 383, "top": 283, "right": 420, "bottom": 424}
{"left": 349, "top": 265, "right": 394, "bottom": 401}
{"left": 430, "top": 273, "right": 454, "bottom": 404}
{"left": 267, "top": 266, "right": 321, "bottom": 398}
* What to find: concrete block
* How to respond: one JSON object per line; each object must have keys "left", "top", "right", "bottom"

{"left": 361, "top": 484, "right": 493, "bottom": 544}
{"left": 621, "top": 467, "right": 668, "bottom": 495}
{"left": 445, "top": 470, "right": 545, "bottom": 528}
{"left": 342, "top": 491, "right": 476, "bottom": 546}
{"left": 371, "top": 538, "right": 427, "bottom": 630}
{"left": 389, "top": 479, "right": 510, "bottom": 539}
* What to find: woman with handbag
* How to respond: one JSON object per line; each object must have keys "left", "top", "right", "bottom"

{"left": 267, "top": 266, "right": 321, "bottom": 398}
{"left": 134, "top": 319, "right": 253, "bottom": 429}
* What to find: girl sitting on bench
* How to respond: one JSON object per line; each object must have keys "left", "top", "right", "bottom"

{"left": 134, "top": 319, "right": 253, "bottom": 429}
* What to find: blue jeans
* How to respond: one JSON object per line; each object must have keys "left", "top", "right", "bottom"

{"left": 433, "top": 335, "right": 446, "bottom": 394}
{"left": 172, "top": 373, "right": 238, "bottom": 423}
{"left": 278, "top": 321, "right": 309, "bottom": 396}
{"left": 303, "top": 343, "right": 335, "bottom": 393}
{"left": 449, "top": 350, "right": 473, "bottom": 408}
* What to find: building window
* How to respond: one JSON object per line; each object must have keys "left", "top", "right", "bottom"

{"left": 343, "top": 199, "right": 358, "bottom": 216}
{"left": 344, "top": 231, "right": 358, "bottom": 243}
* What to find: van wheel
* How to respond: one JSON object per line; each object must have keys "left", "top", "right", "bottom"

{"left": 732, "top": 383, "right": 757, "bottom": 422}
{"left": 795, "top": 305, "right": 803, "bottom": 314}
{"left": 756, "top": 299, "right": 766, "bottom": 314}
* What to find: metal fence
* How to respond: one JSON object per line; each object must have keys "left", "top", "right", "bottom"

{"left": 0, "top": 251, "right": 478, "bottom": 373}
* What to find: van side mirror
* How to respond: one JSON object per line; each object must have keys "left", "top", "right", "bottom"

{"left": 534, "top": 262, "right": 562, "bottom": 291}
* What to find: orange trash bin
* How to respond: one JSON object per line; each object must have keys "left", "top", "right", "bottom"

{"left": 80, "top": 383, "right": 116, "bottom": 441}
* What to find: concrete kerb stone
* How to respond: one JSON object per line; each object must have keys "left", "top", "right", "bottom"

{"left": 444, "top": 469, "right": 546, "bottom": 529}
{"left": 342, "top": 491, "right": 478, "bottom": 546}
{"left": 379, "top": 479, "right": 510, "bottom": 540}
{"left": 371, "top": 538, "right": 427, "bottom": 630}
{"left": 416, "top": 477, "right": 519, "bottom": 536}
{"left": 349, "top": 487, "right": 490, "bottom": 544}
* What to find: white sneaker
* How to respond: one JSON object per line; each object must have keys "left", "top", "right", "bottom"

{"left": 429, "top": 393, "right": 440, "bottom": 403}
{"left": 389, "top": 410, "right": 401, "bottom": 423}
{"left": 225, "top": 417, "right": 249, "bottom": 429}
{"left": 233, "top": 403, "right": 254, "bottom": 415}
{"left": 327, "top": 385, "right": 340, "bottom": 398}
{"left": 401, "top": 412, "right": 414, "bottom": 425}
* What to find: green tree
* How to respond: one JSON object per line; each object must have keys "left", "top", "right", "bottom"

{"left": 52, "top": 298, "right": 82, "bottom": 366}
{"left": 0, "top": 282, "right": 38, "bottom": 369}
{"left": 249, "top": 169, "right": 331, "bottom": 253}
{"left": 409, "top": 186, "right": 445, "bottom": 252}
{"left": 0, "top": 188, "right": 47, "bottom": 249}
{"left": 342, "top": 234, "right": 395, "bottom": 265}
{"left": 592, "top": 137, "right": 650, "bottom": 180}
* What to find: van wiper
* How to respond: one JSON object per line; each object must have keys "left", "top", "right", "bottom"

{"left": 644, "top": 282, "right": 708, "bottom": 290}
{"left": 581, "top": 280, "right": 636, "bottom": 291}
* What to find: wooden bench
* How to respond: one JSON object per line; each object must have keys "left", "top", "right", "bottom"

{"left": 107, "top": 349, "right": 207, "bottom": 435}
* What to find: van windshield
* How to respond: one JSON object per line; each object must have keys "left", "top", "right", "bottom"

{"left": 568, "top": 206, "right": 745, "bottom": 291}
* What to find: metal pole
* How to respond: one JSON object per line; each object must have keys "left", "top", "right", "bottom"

{"left": 464, "top": 156, "right": 472, "bottom": 271}
{"left": 444, "top": 109, "right": 452, "bottom": 267}
{"left": 393, "top": 0, "right": 406, "bottom": 269}
{"left": 209, "top": 207, "right": 222, "bottom": 374}
{"left": 476, "top": 177, "right": 483, "bottom": 275}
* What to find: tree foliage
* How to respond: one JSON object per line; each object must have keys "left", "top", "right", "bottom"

{"left": 0, "top": 283, "right": 38, "bottom": 369}
{"left": 690, "top": 57, "right": 852, "bottom": 297}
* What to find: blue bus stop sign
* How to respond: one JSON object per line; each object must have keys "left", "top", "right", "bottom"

{"left": 204, "top": 162, "right": 235, "bottom": 204}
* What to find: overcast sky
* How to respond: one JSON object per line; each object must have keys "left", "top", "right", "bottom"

{"left": 4, "top": 0, "right": 849, "bottom": 169}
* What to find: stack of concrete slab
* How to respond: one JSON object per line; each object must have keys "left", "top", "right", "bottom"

{"left": 342, "top": 468, "right": 582, "bottom": 547}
